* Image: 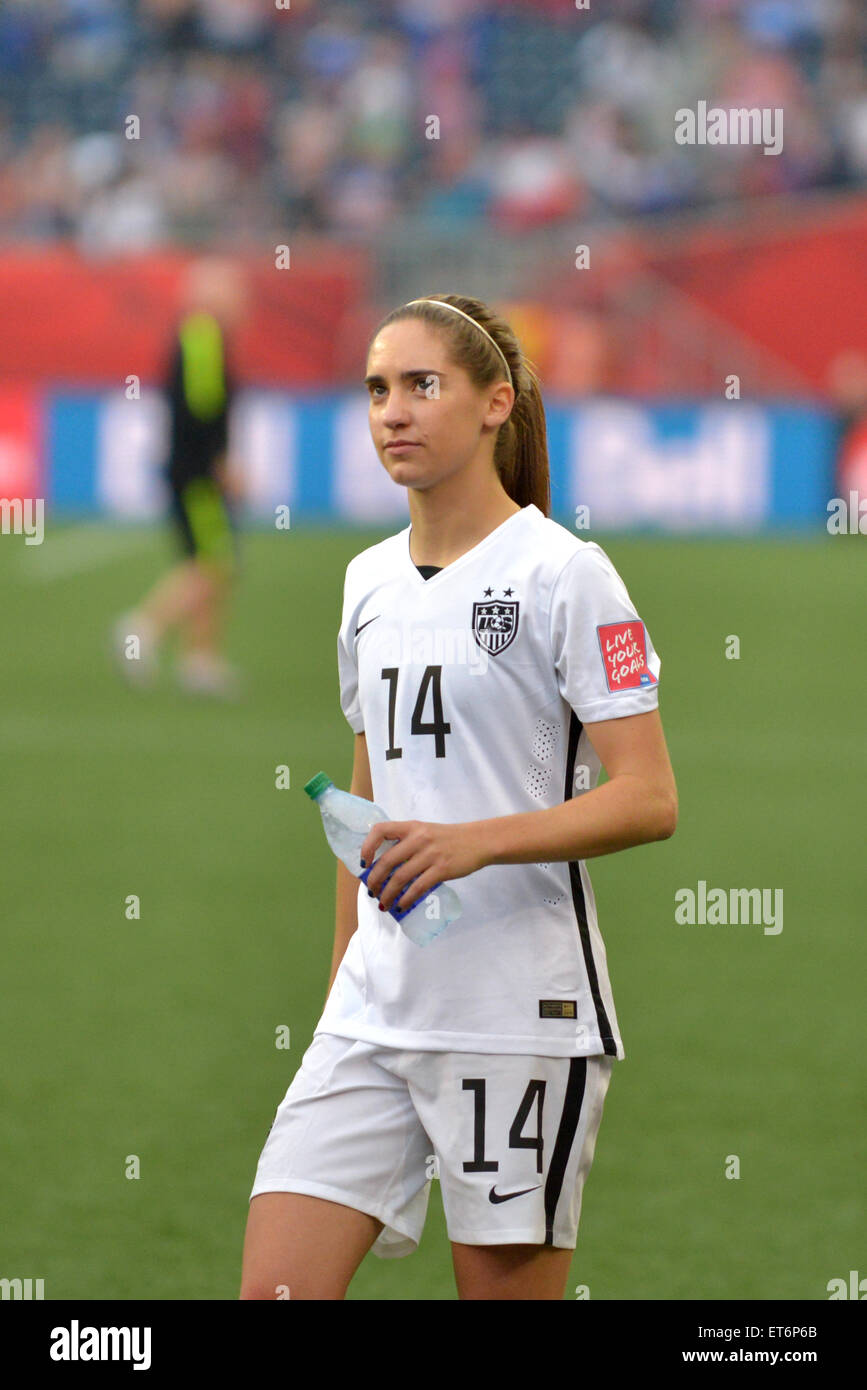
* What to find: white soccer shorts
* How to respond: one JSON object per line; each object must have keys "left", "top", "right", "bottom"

{"left": 249, "top": 1031, "right": 615, "bottom": 1256}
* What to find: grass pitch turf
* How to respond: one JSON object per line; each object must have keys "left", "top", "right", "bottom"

{"left": 1, "top": 522, "right": 863, "bottom": 1299}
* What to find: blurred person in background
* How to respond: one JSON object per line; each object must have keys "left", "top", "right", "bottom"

{"left": 828, "top": 350, "right": 867, "bottom": 506}
{"left": 114, "top": 255, "right": 247, "bottom": 697}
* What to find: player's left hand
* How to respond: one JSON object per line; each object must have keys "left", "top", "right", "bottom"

{"left": 359, "top": 820, "right": 485, "bottom": 914}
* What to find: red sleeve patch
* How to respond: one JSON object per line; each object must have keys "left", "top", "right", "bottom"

{"left": 597, "top": 619, "right": 657, "bottom": 692}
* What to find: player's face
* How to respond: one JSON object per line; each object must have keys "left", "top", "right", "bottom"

{"left": 365, "top": 320, "right": 512, "bottom": 490}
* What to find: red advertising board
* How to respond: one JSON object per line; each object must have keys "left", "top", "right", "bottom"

{"left": 0, "top": 385, "right": 42, "bottom": 501}
{"left": 0, "top": 248, "right": 369, "bottom": 388}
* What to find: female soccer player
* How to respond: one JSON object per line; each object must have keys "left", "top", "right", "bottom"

{"left": 241, "top": 293, "right": 677, "bottom": 1301}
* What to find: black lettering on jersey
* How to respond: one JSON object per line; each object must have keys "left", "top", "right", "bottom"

{"left": 380, "top": 665, "right": 451, "bottom": 760}
{"left": 410, "top": 665, "right": 450, "bottom": 756}
{"left": 381, "top": 668, "right": 402, "bottom": 760}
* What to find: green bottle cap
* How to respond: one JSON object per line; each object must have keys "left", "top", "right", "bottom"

{"left": 303, "top": 772, "right": 333, "bottom": 801}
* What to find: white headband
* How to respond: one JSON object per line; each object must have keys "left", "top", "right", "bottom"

{"left": 404, "top": 298, "right": 514, "bottom": 389}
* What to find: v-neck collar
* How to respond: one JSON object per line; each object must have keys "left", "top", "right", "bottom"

{"left": 404, "top": 504, "right": 535, "bottom": 588}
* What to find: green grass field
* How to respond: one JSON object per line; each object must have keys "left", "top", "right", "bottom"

{"left": 2, "top": 521, "right": 864, "bottom": 1300}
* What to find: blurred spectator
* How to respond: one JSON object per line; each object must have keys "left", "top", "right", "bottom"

{"left": 0, "top": 0, "right": 865, "bottom": 249}
{"left": 489, "top": 136, "right": 581, "bottom": 231}
{"left": 195, "top": 0, "right": 272, "bottom": 56}
{"left": 77, "top": 165, "right": 167, "bottom": 256}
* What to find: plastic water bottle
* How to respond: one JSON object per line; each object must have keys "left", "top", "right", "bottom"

{"left": 303, "top": 772, "right": 461, "bottom": 946}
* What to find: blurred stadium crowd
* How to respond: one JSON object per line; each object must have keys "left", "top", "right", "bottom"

{"left": 0, "top": 0, "right": 865, "bottom": 253}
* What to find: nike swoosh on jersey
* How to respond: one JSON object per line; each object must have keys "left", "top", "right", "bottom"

{"left": 354, "top": 614, "right": 380, "bottom": 637}
{"left": 488, "top": 1184, "right": 542, "bottom": 1204}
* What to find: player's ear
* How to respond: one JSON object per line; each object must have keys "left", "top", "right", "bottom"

{"left": 484, "top": 380, "right": 514, "bottom": 428}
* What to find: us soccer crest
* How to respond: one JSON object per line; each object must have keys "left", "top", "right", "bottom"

{"left": 472, "top": 597, "right": 519, "bottom": 656}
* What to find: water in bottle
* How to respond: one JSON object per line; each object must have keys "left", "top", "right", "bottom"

{"left": 303, "top": 772, "right": 461, "bottom": 946}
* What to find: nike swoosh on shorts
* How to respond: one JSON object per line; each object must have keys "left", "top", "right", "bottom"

{"left": 488, "top": 1185, "right": 542, "bottom": 1204}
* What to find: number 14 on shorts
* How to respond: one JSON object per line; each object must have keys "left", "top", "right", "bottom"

{"left": 427, "top": 1056, "right": 608, "bottom": 1241}
{"left": 425, "top": 1076, "right": 548, "bottom": 1200}
{"left": 461, "top": 1078, "right": 546, "bottom": 1193}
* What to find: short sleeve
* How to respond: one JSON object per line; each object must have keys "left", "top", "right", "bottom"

{"left": 337, "top": 566, "right": 364, "bottom": 734}
{"left": 549, "top": 543, "right": 661, "bottom": 722}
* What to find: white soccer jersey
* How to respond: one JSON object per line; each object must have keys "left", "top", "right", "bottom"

{"left": 315, "top": 502, "right": 661, "bottom": 1060}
